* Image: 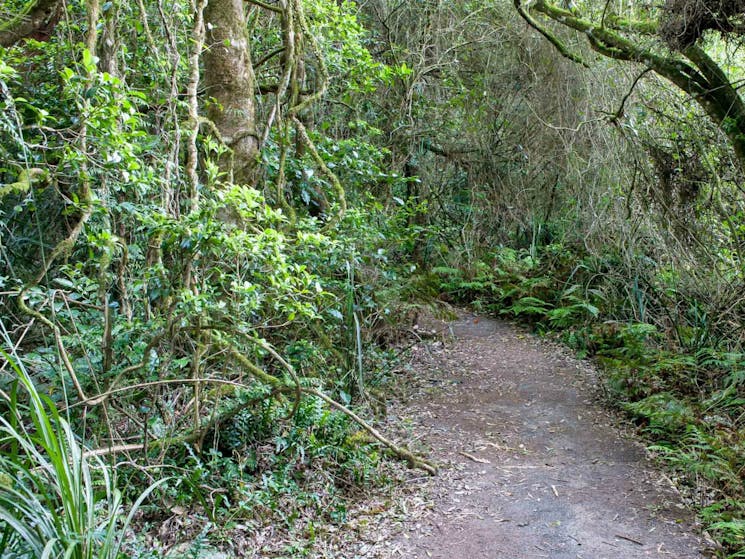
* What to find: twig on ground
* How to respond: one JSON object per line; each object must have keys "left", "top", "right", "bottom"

{"left": 615, "top": 533, "right": 644, "bottom": 546}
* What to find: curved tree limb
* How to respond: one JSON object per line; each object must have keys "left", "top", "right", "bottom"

{"left": 238, "top": 333, "right": 303, "bottom": 419}
{"left": 293, "top": 116, "right": 347, "bottom": 229}
{"left": 245, "top": 0, "right": 282, "bottom": 14}
{"left": 78, "top": 375, "right": 437, "bottom": 475}
{"left": 17, "top": 291, "right": 88, "bottom": 402}
{"left": 604, "top": 15, "right": 657, "bottom": 35}
{"left": 0, "top": 0, "right": 62, "bottom": 46}
{"left": 521, "top": 0, "right": 745, "bottom": 170}
{"left": 513, "top": 0, "right": 589, "bottom": 68}
{"left": 609, "top": 68, "right": 652, "bottom": 124}
{"left": 303, "top": 387, "right": 437, "bottom": 475}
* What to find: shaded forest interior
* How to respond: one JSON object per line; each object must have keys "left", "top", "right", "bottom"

{"left": 1, "top": 0, "right": 745, "bottom": 556}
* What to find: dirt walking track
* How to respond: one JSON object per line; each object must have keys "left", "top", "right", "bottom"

{"left": 383, "top": 311, "right": 710, "bottom": 558}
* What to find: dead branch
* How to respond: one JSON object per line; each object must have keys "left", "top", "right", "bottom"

{"left": 77, "top": 374, "right": 437, "bottom": 475}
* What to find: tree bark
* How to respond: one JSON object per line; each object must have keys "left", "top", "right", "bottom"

{"left": 203, "top": 0, "right": 259, "bottom": 185}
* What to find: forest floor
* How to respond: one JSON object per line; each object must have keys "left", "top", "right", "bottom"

{"left": 354, "top": 309, "right": 716, "bottom": 559}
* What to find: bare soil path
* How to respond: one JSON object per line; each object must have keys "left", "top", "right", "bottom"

{"left": 384, "top": 311, "right": 711, "bottom": 558}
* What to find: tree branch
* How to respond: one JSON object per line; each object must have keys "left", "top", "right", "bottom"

{"left": 522, "top": 0, "right": 745, "bottom": 168}
{"left": 514, "top": 0, "right": 589, "bottom": 68}
{"left": 255, "top": 47, "right": 285, "bottom": 68}
{"left": 245, "top": 0, "right": 282, "bottom": 14}
{"left": 0, "top": 0, "right": 63, "bottom": 46}
{"left": 78, "top": 377, "right": 437, "bottom": 475}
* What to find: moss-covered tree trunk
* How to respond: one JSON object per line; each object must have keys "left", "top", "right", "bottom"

{"left": 203, "top": 0, "right": 259, "bottom": 184}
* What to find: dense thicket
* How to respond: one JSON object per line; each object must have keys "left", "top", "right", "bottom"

{"left": 1, "top": 0, "right": 744, "bottom": 555}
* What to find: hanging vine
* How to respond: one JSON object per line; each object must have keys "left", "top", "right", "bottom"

{"left": 251, "top": 0, "right": 345, "bottom": 226}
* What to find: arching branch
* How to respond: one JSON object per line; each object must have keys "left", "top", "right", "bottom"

{"left": 513, "top": 0, "right": 589, "bottom": 68}
{"left": 516, "top": 0, "right": 745, "bottom": 170}
{"left": 0, "top": 0, "right": 63, "bottom": 46}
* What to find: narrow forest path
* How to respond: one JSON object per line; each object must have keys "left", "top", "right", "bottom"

{"left": 382, "top": 311, "right": 711, "bottom": 559}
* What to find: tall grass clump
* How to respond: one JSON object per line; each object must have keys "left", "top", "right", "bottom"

{"left": 0, "top": 348, "right": 162, "bottom": 558}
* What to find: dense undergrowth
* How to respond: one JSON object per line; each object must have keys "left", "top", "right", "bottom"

{"left": 436, "top": 242, "right": 745, "bottom": 555}
{"left": 0, "top": 158, "right": 425, "bottom": 555}
{"left": 0, "top": 1, "right": 433, "bottom": 554}
{"left": 3, "top": 0, "right": 745, "bottom": 556}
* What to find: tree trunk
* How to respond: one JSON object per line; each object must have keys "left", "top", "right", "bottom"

{"left": 203, "top": 0, "right": 259, "bottom": 185}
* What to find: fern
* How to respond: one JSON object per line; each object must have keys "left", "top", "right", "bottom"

{"left": 546, "top": 296, "right": 600, "bottom": 328}
{"left": 709, "top": 519, "right": 745, "bottom": 549}
{"left": 625, "top": 393, "right": 694, "bottom": 436}
{"left": 501, "top": 296, "right": 552, "bottom": 318}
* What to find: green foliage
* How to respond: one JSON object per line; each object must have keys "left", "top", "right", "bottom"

{"left": 0, "top": 349, "right": 163, "bottom": 558}
{"left": 703, "top": 502, "right": 745, "bottom": 551}
{"left": 0, "top": 2, "right": 432, "bottom": 551}
{"left": 502, "top": 295, "right": 552, "bottom": 318}
{"left": 135, "top": 392, "right": 384, "bottom": 557}
{"left": 4, "top": 0, "right": 745, "bottom": 555}
{"left": 436, "top": 245, "right": 600, "bottom": 329}
{"left": 624, "top": 393, "right": 695, "bottom": 436}
{"left": 304, "top": 0, "right": 391, "bottom": 95}
{"left": 545, "top": 296, "right": 599, "bottom": 327}
{"left": 435, "top": 239, "right": 745, "bottom": 555}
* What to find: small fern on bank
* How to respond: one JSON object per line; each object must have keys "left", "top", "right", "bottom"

{"left": 501, "top": 295, "right": 552, "bottom": 318}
